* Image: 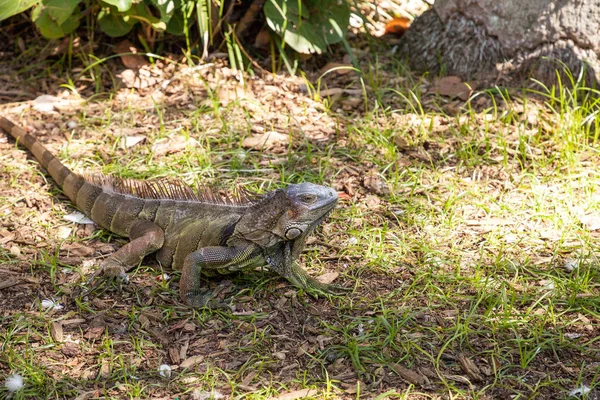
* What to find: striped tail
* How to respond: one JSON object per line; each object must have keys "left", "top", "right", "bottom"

{"left": 0, "top": 117, "right": 84, "bottom": 203}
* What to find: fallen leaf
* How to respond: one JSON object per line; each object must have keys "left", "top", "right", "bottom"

{"left": 113, "top": 40, "right": 149, "bottom": 69}
{"left": 254, "top": 27, "right": 271, "bottom": 50}
{"left": 120, "top": 135, "right": 146, "bottom": 148}
{"left": 64, "top": 212, "right": 94, "bottom": 225}
{"left": 84, "top": 316, "right": 106, "bottom": 339}
{"left": 320, "top": 62, "right": 354, "bottom": 76}
{"left": 579, "top": 214, "right": 600, "bottom": 231}
{"left": 316, "top": 272, "right": 339, "bottom": 284}
{"left": 392, "top": 364, "right": 427, "bottom": 386}
{"left": 151, "top": 135, "right": 197, "bottom": 156}
{"left": 242, "top": 131, "right": 289, "bottom": 150}
{"left": 61, "top": 341, "right": 81, "bottom": 357}
{"left": 429, "top": 76, "right": 477, "bottom": 101}
{"left": 32, "top": 94, "right": 82, "bottom": 113}
{"left": 118, "top": 69, "right": 137, "bottom": 88}
{"left": 32, "top": 95, "right": 61, "bottom": 113}
{"left": 363, "top": 171, "right": 390, "bottom": 196}
{"left": 50, "top": 321, "right": 64, "bottom": 342}
{"left": 394, "top": 135, "right": 410, "bottom": 150}
{"left": 180, "top": 355, "right": 204, "bottom": 369}
{"left": 458, "top": 353, "right": 483, "bottom": 381}
{"left": 271, "top": 389, "right": 318, "bottom": 400}
{"left": 57, "top": 226, "right": 72, "bottom": 239}
{"left": 61, "top": 242, "right": 95, "bottom": 257}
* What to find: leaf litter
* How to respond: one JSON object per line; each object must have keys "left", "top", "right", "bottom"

{"left": 1, "top": 19, "right": 600, "bottom": 400}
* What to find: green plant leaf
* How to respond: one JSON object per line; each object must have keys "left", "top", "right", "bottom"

{"left": 31, "top": 0, "right": 81, "bottom": 38}
{"left": 127, "top": 2, "right": 166, "bottom": 31}
{"left": 97, "top": 5, "right": 135, "bottom": 37}
{"left": 0, "top": 0, "right": 40, "bottom": 22}
{"left": 264, "top": 0, "right": 350, "bottom": 54}
{"left": 101, "top": 0, "right": 132, "bottom": 13}
{"left": 149, "top": 0, "right": 178, "bottom": 22}
{"left": 165, "top": 8, "right": 185, "bottom": 35}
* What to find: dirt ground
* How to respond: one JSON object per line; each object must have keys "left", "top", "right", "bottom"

{"left": 2, "top": 9, "right": 600, "bottom": 400}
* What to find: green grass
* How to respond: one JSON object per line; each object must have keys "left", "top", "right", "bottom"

{"left": 1, "top": 45, "right": 600, "bottom": 399}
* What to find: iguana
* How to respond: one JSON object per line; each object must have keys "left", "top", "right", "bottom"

{"left": 0, "top": 117, "right": 342, "bottom": 307}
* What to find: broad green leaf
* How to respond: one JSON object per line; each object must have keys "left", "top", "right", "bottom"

{"left": 32, "top": 2, "right": 80, "bottom": 38}
{"left": 165, "top": 8, "right": 185, "bottom": 35}
{"left": 127, "top": 3, "right": 166, "bottom": 32}
{"left": 149, "top": 0, "right": 179, "bottom": 22}
{"left": 31, "top": 0, "right": 81, "bottom": 26}
{"left": 264, "top": 0, "right": 350, "bottom": 54}
{"left": 98, "top": 5, "right": 135, "bottom": 37}
{"left": 0, "top": 0, "right": 40, "bottom": 22}
{"left": 101, "top": 0, "right": 132, "bottom": 13}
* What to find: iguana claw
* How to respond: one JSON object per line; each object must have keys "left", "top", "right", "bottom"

{"left": 184, "top": 288, "right": 231, "bottom": 310}
{"left": 79, "top": 259, "right": 130, "bottom": 298}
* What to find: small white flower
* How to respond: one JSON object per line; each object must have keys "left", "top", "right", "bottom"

{"left": 569, "top": 385, "right": 591, "bottom": 397}
{"left": 158, "top": 364, "right": 171, "bottom": 378}
{"left": 41, "top": 299, "right": 64, "bottom": 310}
{"left": 5, "top": 374, "right": 24, "bottom": 392}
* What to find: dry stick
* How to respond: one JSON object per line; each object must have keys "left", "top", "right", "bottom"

{"left": 234, "top": 0, "right": 266, "bottom": 37}
{"left": 231, "top": 32, "right": 269, "bottom": 74}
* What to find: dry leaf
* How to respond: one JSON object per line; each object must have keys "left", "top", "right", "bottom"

{"left": 363, "top": 171, "right": 390, "bottom": 196}
{"left": 151, "top": 135, "right": 196, "bottom": 156}
{"left": 113, "top": 40, "right": 149, "bottom": 69}
{"left": 316, "top": 272, "right": 339, "bottom": 284}
{"left": 61, "top": 242, "right": 95, "bottom": 257}
{"left": 458, "top": 353, "right": 483, "bottom": 381}
{"left": 255, "top": 27, "right": 271, "bottom": 50}
{"left": 119, "top": 69, "right": 137, "bottom": 88}
{"left": 50, "top": 321, "right": 64, "bottom": 342}
{"left": 271, "top": 389, "right": 318, "bottom": 400}
{"left": 429, "top": 76, "right": 476, "bottom": 101}
{"left": 579, "top": 214, "right": 600, "bottom": 231}
{"left": 61, "top": 342, "right": 81, "bottom": 357}
{"left": 242, "top": 131, "right": 289, "bottom": 150}
{"left": 320, "top": 62, "right": 354, "bottom": 76}
{"left": 84, "top": 316, "right": 106, "bottom": 340}
{"left": 64, "top": 212, "right": 94, "bottom": 225}
{"left": 392, "top": 364, "right": 427, "bottom": 386}
{"left": 180, "top": 355, "right": 204, "bottom": 369}
{"left": 120, "top": 135, "right": 146, "bottom": 148}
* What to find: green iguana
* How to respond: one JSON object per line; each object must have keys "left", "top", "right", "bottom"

{"left": 0, "top": 117, "right": 342, "bottom": 307}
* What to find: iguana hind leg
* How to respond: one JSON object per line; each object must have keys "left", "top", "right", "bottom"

{"left": 92, "top": 220, "right": 165, "bottom": 282}
{"left": 180, "top": 245, "right": 261, "bottom": 307}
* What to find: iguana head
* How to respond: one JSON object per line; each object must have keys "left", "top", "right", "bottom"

{"left": 278, "top": 182, "right": 338, "bottom": 243}
{"left": 233, "top": 182, "right": 338, "bottom": 251}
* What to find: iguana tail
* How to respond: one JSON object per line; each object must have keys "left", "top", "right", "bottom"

{"left": 0, "top": 117, "right": 82, "bottom": 203}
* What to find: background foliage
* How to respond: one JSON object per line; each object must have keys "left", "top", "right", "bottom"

{"left": 0, "top": 0, "right": 351, "bottom": 56}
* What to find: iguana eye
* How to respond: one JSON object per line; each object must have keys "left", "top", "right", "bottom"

{"left": 299, "top": 193, "right": 317, "bottom": 203}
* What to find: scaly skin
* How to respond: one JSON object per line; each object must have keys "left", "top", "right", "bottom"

{"left": 0, "top": 117, "right": 342, "bottom": 307}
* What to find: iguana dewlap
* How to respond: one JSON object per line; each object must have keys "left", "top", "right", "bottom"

{"left": 0, "top": 117, "right": 341, "bottom": 307}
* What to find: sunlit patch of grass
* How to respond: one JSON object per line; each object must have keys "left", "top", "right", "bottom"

{"left": 3, "top": 48, "right": 600, "bottom": 399}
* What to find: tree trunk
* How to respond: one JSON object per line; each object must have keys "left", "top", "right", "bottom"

{"left": 400, "top": 0, "right": 600, "bottom": 86}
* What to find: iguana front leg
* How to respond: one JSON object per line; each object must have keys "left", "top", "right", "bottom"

{"left": 180, "top": 245, "right": 262, "bottom": 307}
{"left": 93, "top": 220, "right": 165, "bottom": 281}
{"left": 267, "top": 242, "right": 349, "bottom": 296}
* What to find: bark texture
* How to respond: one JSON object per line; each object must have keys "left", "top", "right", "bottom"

{"left": 400, "top": 0, "right": 600, "bottom": 85}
